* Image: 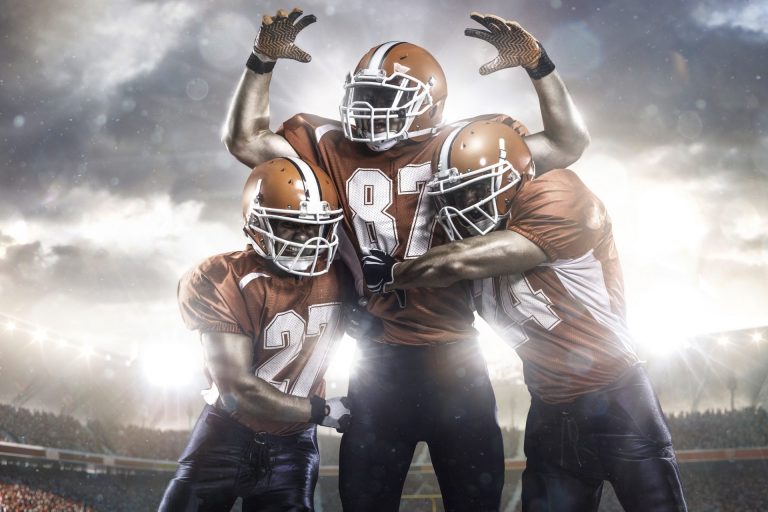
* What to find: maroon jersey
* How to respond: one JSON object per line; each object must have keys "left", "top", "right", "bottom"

{"left": 474, "top": 170, "right": 640, "bottom": 403}
{"left": 279, "top": 113, "right": 515, "bottom": 346}
{"left": 178, "top": 247, "right": 350, "bottom": 435}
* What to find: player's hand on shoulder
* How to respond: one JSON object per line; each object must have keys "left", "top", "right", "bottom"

{"left": 464, "top": 13, "right": 544, "bottom": 75}
{"left": 254, "top": 7, "right": 317, "bottom": 62}
{"left": 321, "top": 396, "right": 352, "bottom": 433}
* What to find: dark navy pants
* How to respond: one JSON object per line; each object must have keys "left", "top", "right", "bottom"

{"left": 158, "top": 405, "right": 318, "bottom": 512}
{"left": 522, "top": 364, "right": 688, "bottom": 512}
{"left": 339, "top": 338, "right": 504, "bottom": 512}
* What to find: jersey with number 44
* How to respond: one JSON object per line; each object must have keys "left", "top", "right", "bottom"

{"left": 280, "top": 113, "right": 515, "bottom": 346}
{"left": 474, "top": 169, "right": 640, "bottom": 404}
{"left": 178, "top": 247, "right": 349, "bottom": 435}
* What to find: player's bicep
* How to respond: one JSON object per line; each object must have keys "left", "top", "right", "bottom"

{"left": 228, "top": 131, "right": 299, "bottom": 169}
{"left": 201, "top": 332, "right": 253, "bottom": 392}
{"left": 521, "top": 132, "right": 567, "bottom": 175}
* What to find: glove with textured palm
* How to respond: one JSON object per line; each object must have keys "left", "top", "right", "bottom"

{"left": 253, "top": 8, "right": 317, "bottom": 63}
{"left": 361, "top": 249, "right": 406, "bottom": 308}
{"left": 464, "top": 12, "right": 555, "bottom": 79}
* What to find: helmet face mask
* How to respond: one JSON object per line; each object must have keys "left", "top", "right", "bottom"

{"left": 340, "top": 69, "right": 433, "bottom": 150}
{"left": 242, "top": 158, "right": 344, "bottom": 277}
{"left": 427, "top": 120, "right": 534, "bottom": 241}
{"left": 428, "top": 160, "right": 519, "bottom": 240}
{"left": 245, "top": 202, "right": 341, "bottom": 276}
{"left": 339, "top": 42, "right": 447, "bottom": 152}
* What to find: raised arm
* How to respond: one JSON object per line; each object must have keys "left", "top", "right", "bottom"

{"left": 465, "top": 13, "right": 590, "bottom": 173}
{"left": 362, "top": 230, "right": 547, "bottom": 293}
{"left": 201, "top": 331, "right": 350, "bottom": 431}
{"left": 222, "top": 8, "right": 316, "bottom": 168}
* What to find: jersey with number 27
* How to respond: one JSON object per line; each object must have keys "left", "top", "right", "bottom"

{"left": 280, "top": 113, "right": 515, "bottom": 346}
{"left": 178, "top": 247, "right": 348, "bottom": 435}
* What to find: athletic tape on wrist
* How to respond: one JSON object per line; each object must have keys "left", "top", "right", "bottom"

{"left": 526, "top": 43, "right": 556, "bottom": 80}
{"left": 309, "top": 395, "right": 327, "bottom": 424}
{"left": 246, "top": 52, "right": 276, "bottom": 75}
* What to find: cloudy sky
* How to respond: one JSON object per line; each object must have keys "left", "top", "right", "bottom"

{"left": 1, "top": 0, "right": 767, "bottom": 423}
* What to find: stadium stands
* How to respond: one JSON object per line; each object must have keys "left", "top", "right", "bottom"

{"left": 2, "top": 403, "right": 768, "bottom": 511}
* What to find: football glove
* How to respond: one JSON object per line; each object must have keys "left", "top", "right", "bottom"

{"left": 465, "top": 13, "right": 555, "bottom": 78}
{"left": 361, "top": 249, "right": 406, "bottom": 308}
{"left": 253, "top": 8, "right": 317, "bottom": 62}
{"left": 310, "top": 395, "right": 352, "bottom": 433}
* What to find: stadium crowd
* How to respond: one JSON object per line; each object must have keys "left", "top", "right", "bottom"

{"left": 0, "top": 404, "right": 187, "bottom": 461}
{"left": 4, "top": 403, "right": 768, "bottom": 461}
{"left": 1, "top": 402, "right": 768, "bottom": 510}
{"left": 0, "top": 463, "right": 166, "bottom": 512}
{"left": 666, "top": 406, "right": 768, "bottom": 450}
{"left": 0, "top": 482, "right": 93, "bottom": 512}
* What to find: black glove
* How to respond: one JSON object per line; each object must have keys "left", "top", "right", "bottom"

{"left": 361, "top": 249, "right": 406, "bottom": 308}
{"left": 310, "top": 395, "right": 351, "bottom": 433}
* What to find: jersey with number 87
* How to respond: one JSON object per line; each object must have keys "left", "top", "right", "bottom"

{"left": 279, "top": 112, "right": 519, "bottom": 345}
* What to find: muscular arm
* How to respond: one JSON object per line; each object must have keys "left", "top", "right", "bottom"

{"left": 389, "top": 230, "right": 547, "bottom": 290}
{"left": 222, "top": 69, "right": 297, "bottom": 169}
{"left": 524, "top": 71, "right": 590, "bottom": 174}
{"left": 465, "top": 13, "right": 590, "bottom": 173}
{"left": 201, "top": 331, "right": 310, "bottom": 424}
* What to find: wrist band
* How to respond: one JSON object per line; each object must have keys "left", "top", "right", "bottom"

{"left": 246, "top": 52, "right": 276, "bottom": 74}
{"left": 309, "top": 395, "right": 327, "bottom": 424}
{"left": 526, "top": 43, "right": 556, "bottom": 80}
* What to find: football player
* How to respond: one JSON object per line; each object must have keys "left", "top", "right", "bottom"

{"left": 363, "top": 121, "right": 688, "bottom": 512}
{"left": 158, "top": 157, "right": 354, "bottom": 512}
{"left": 221, "top": 8, "right": 590, "bottom": 511}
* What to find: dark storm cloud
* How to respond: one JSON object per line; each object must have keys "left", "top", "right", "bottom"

{"left": 0, "top": 0, "right": 766, "bottom": 343}
{"left": 0, "top": 238, "right": 177, "bottom": 307}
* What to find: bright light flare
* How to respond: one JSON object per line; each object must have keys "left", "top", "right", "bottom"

{"left": 752, "top": 332, "right": 764, "bottom": 343}
{"left": 4, "top": 321, "right": 15, "bottom": 332}
{"left": 717, "top": 336, "right": 729, "bottom": 347}
{"left": 33, "top": 329, "right": 47, "bottom": 342}
{"left": 325, "top": 334, "right": 358, "bottom": 380}
{"left": 142, "top": 343, "right": 201, "bottom": 388}
{"left": 81, "top": 344, "right": 94, "bottom": 357}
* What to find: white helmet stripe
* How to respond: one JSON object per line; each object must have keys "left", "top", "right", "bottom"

{"left": 368, "top": 41, "right": 403, "bottom": 69}
{"left": 286, "top": 157, "right": 322, "bottom": 201}
{"left": 438, "top": 125, "right": 465, "bottom": 172}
